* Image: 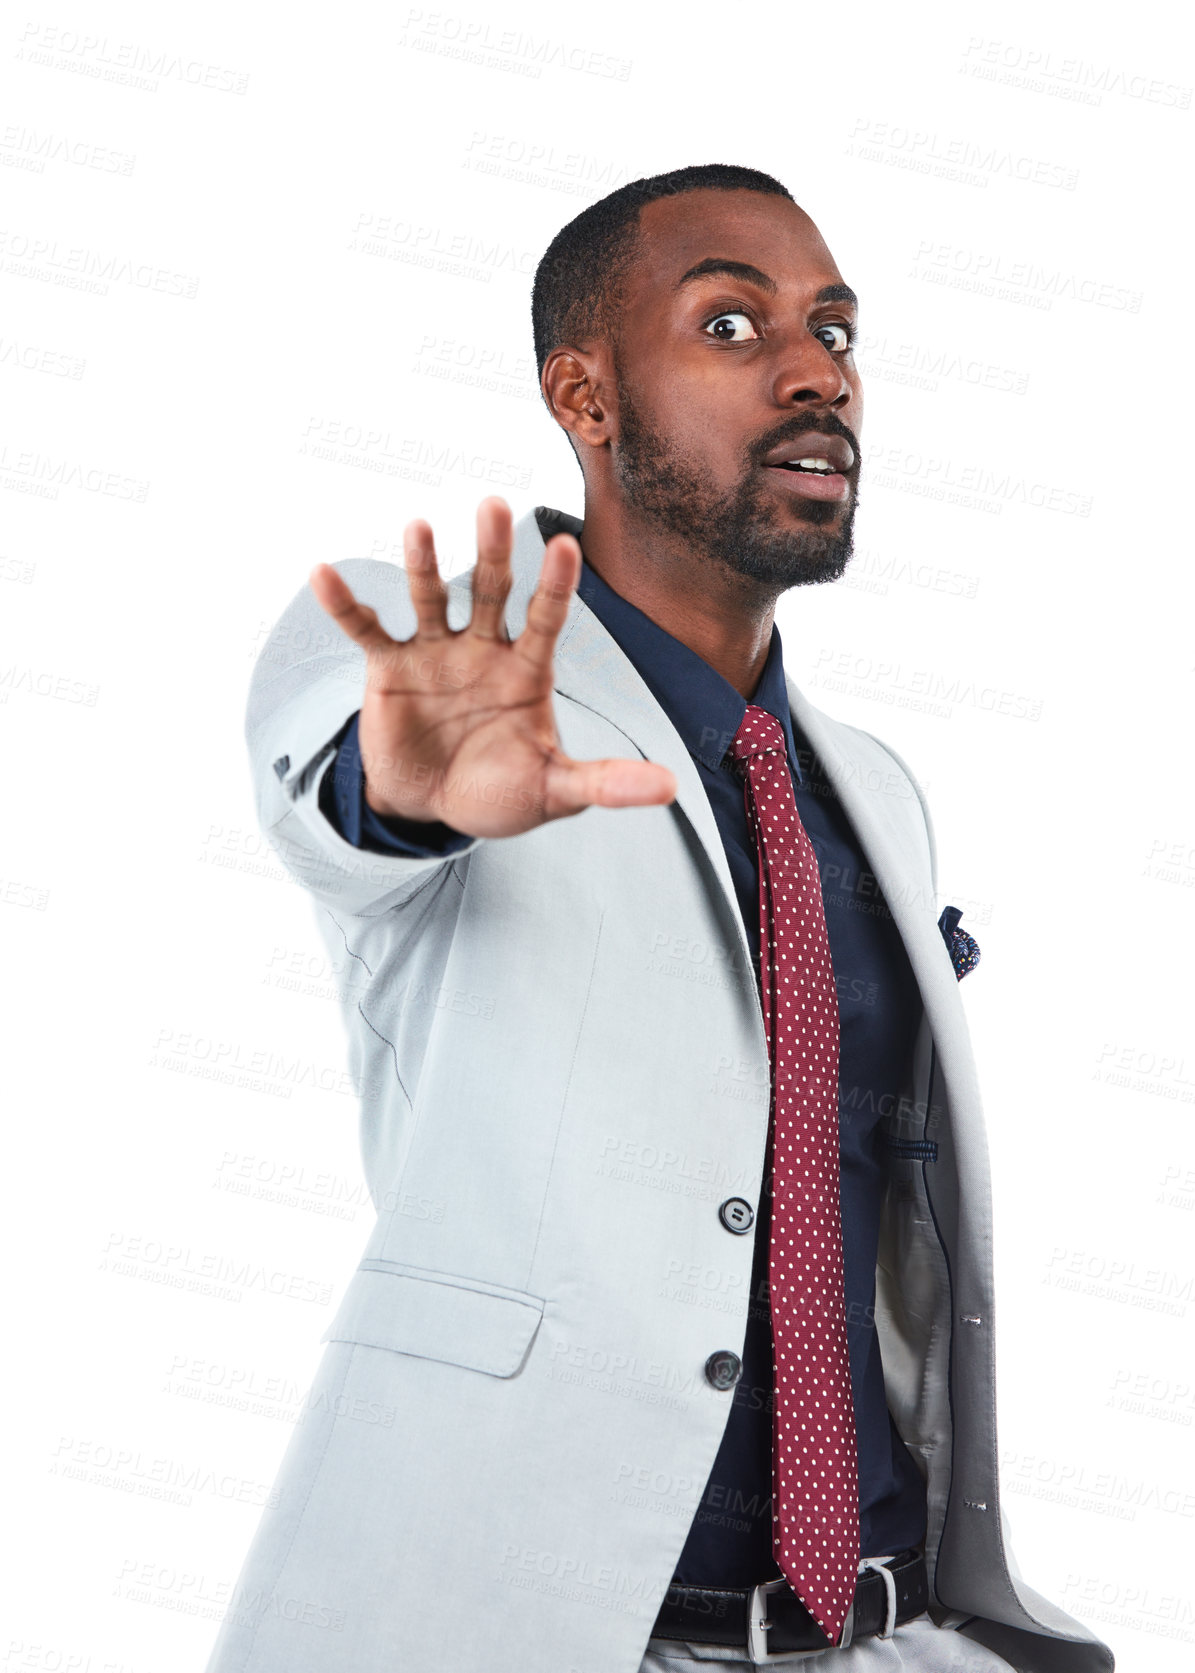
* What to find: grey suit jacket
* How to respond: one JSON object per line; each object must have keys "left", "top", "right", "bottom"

{"left": 204, "top": 507, "right": 1114, "bottom": 1673}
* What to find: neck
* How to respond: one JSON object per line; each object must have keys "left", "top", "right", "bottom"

{"left": 576, "top": 499, "right": 777, "bottom": 700}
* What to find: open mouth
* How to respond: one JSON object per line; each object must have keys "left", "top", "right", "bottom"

{"left": 760, "top": 434, "right": 854, "bottom": 504}
{"left": 772, "top": 457, "right": 839, "bottom": 476}
{"left": 763, "top": 457, "right": 851, "bottom": 504}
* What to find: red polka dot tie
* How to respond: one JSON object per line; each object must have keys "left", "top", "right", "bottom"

{"left": 731, "top": 705, "right": 860, "bottom": 1647}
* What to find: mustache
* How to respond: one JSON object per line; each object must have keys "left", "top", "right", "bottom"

{"left": 750, "top": 412, "right": 860, "bottom": 468}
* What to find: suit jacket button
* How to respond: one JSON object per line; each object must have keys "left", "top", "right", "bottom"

{"left": 719, "top": 1197, "right": 754, "bottom": 1234}
{"left": 705, "top": 1351, "right": 742, "bottom": 1391}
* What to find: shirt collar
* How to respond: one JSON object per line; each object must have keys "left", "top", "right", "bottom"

{"left": 536, "top": 505, "right": 803, "bottom": 783}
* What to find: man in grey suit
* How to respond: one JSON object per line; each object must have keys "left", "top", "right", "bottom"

{"left": 205, "top": 165, "right": 1114, "bottom": 1671}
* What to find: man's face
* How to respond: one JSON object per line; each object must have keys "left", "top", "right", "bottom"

{"left": 607, "top": 189, "right": 863, "bottom": 590}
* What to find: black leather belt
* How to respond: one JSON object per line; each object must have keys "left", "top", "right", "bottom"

{"left": 651, "top": 1549, "right": 928, "bottom": 1661}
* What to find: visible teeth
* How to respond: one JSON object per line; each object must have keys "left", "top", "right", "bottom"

{"left": 794, "top": 456, "right": 833, "bottom": 471}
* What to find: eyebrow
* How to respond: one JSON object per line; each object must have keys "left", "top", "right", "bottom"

{"left": 813, "top": 283, "right": 859, "bottom": 307}
{"left": 676, "top": 258, "right": 777, "bottom": 294}
{"left": 674, "top": 260, "right": 858, "bottom": 310}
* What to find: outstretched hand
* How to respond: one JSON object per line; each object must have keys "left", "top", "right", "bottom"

{"left": 308, "top": 496, "right": 677, "bottom": 838}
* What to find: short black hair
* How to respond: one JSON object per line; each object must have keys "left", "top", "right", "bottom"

{"left": 530, "top": 163, "right": 795, "bottom": 390}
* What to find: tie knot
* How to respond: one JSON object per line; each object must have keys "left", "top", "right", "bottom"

{"left": 730, "top": 704, "right": 786, "bottom": 765}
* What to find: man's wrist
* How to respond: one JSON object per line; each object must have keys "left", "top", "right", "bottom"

{"left": 363, "top": 800, "right": 471, "bottom": 851}
{"left": 322, "top": 712, "right": 472, "bottom": 856}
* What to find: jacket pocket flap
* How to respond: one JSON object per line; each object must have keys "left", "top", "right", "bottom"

{"left": 319, "top": 1262, "right": 545, "bottom": 1378}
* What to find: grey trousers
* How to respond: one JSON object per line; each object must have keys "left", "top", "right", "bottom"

{"left": 639, "top": 1614, "right": 1020, "bottom": 1671}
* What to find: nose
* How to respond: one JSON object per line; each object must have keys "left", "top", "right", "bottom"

{"left": 771, "top": 334, "right": 853, "bottom": 411}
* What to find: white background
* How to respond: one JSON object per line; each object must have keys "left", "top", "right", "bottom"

{"left": 1, "top": 2, "right": 1192, "bottom": 1669}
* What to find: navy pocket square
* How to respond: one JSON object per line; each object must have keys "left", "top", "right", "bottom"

{"left": 938, "top": 905, "right": 981, "bottom": 980}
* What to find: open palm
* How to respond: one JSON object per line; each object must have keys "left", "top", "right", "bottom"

{"left": 308, "top": 496, "right": 677, "bottom": 839}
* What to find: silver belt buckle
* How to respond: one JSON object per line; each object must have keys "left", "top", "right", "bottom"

{"left": 746, "top": 1579, "right": 855, "bottom": 1663}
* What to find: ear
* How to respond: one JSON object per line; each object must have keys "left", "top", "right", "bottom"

{"left": 541, "top": 346, "right": 614, "bottom": 453}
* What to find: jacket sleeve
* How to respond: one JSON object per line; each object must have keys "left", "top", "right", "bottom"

{"left": 245, "top": 556, "right": 483, "bottom": 917}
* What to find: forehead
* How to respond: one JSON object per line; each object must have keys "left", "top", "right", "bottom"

{"left": 625, "top": 189, "right": 843, "bottom": 310}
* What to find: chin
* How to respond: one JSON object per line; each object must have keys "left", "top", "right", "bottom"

{"left": 718, "top": 503, "right": 856, "bottom": 591}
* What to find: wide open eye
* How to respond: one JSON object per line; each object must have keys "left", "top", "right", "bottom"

{"left": 814, "top": 322, "right": 854, "bottom": 352}
{"left": 703, "top": 312, "right": 759, "bottom": 343}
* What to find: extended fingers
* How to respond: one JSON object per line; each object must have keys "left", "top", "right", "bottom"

{"left": 514, "top": 532, "right": 581, "bottom": 675}
{"left": 309, "top": 564, "right": 396, "bottom": 655}
{"left": 403, "top": 519, "right": 450, "bottom": 638}
{"left": 467, "top": 496, "right": 514, "bottom": 641}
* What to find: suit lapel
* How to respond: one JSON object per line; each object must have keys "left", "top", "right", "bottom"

{"left": 787, "top": 680, "right": 975, "bottom": 1101}
{"left": 496, "top": 507, "right": 968, "bottom": 1065}
{"left": 498, "top": 507, "right": 756, "bottom": 980}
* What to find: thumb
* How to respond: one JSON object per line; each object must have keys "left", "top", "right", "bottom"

{"left": 544, "top": 756, "right": 678, "bottom": 819}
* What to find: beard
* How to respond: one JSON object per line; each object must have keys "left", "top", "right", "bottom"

{"left": 609, "top": 362, "right": 858, "bottom": 590}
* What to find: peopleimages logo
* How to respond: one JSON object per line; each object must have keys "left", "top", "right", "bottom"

{"left": 847, "top": 117, "right": 1079, "bottom": 190}
{"left": 908, "top": 240, "right": 1142, "bottom": 313}
{"left": 399, "top": 9, "right": 633, "bottom": 80}
{"left": 14, "top": 22, "right": 251, "bottom": 93}
{"left": 298, "top": 418, "right": 532, "bottom": 491}
{"left": 959, "top": 36, "right": 1191, "bottom": 109}
{"left": 865, "top": 441, "right": 1092, "bottom": 516}
{"left": 809, "top": 651, "right": 1044, "bottom": 724}
{"left": 0, "top": 229, "right": 200, "bottom": 298}
{"left": 855, "top": 333, "right": 1029, "bottom": 397}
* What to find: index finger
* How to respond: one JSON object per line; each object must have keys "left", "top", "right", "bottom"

{"left": 309, "top": 564, "right": 397, "bottom": 656}
{"left": 512, "top": 533, "right": 581, "bottom": 676}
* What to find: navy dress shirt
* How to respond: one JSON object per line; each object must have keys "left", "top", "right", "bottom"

{"left": 319, "top": 507, "right": 928, "bottom": 1587}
